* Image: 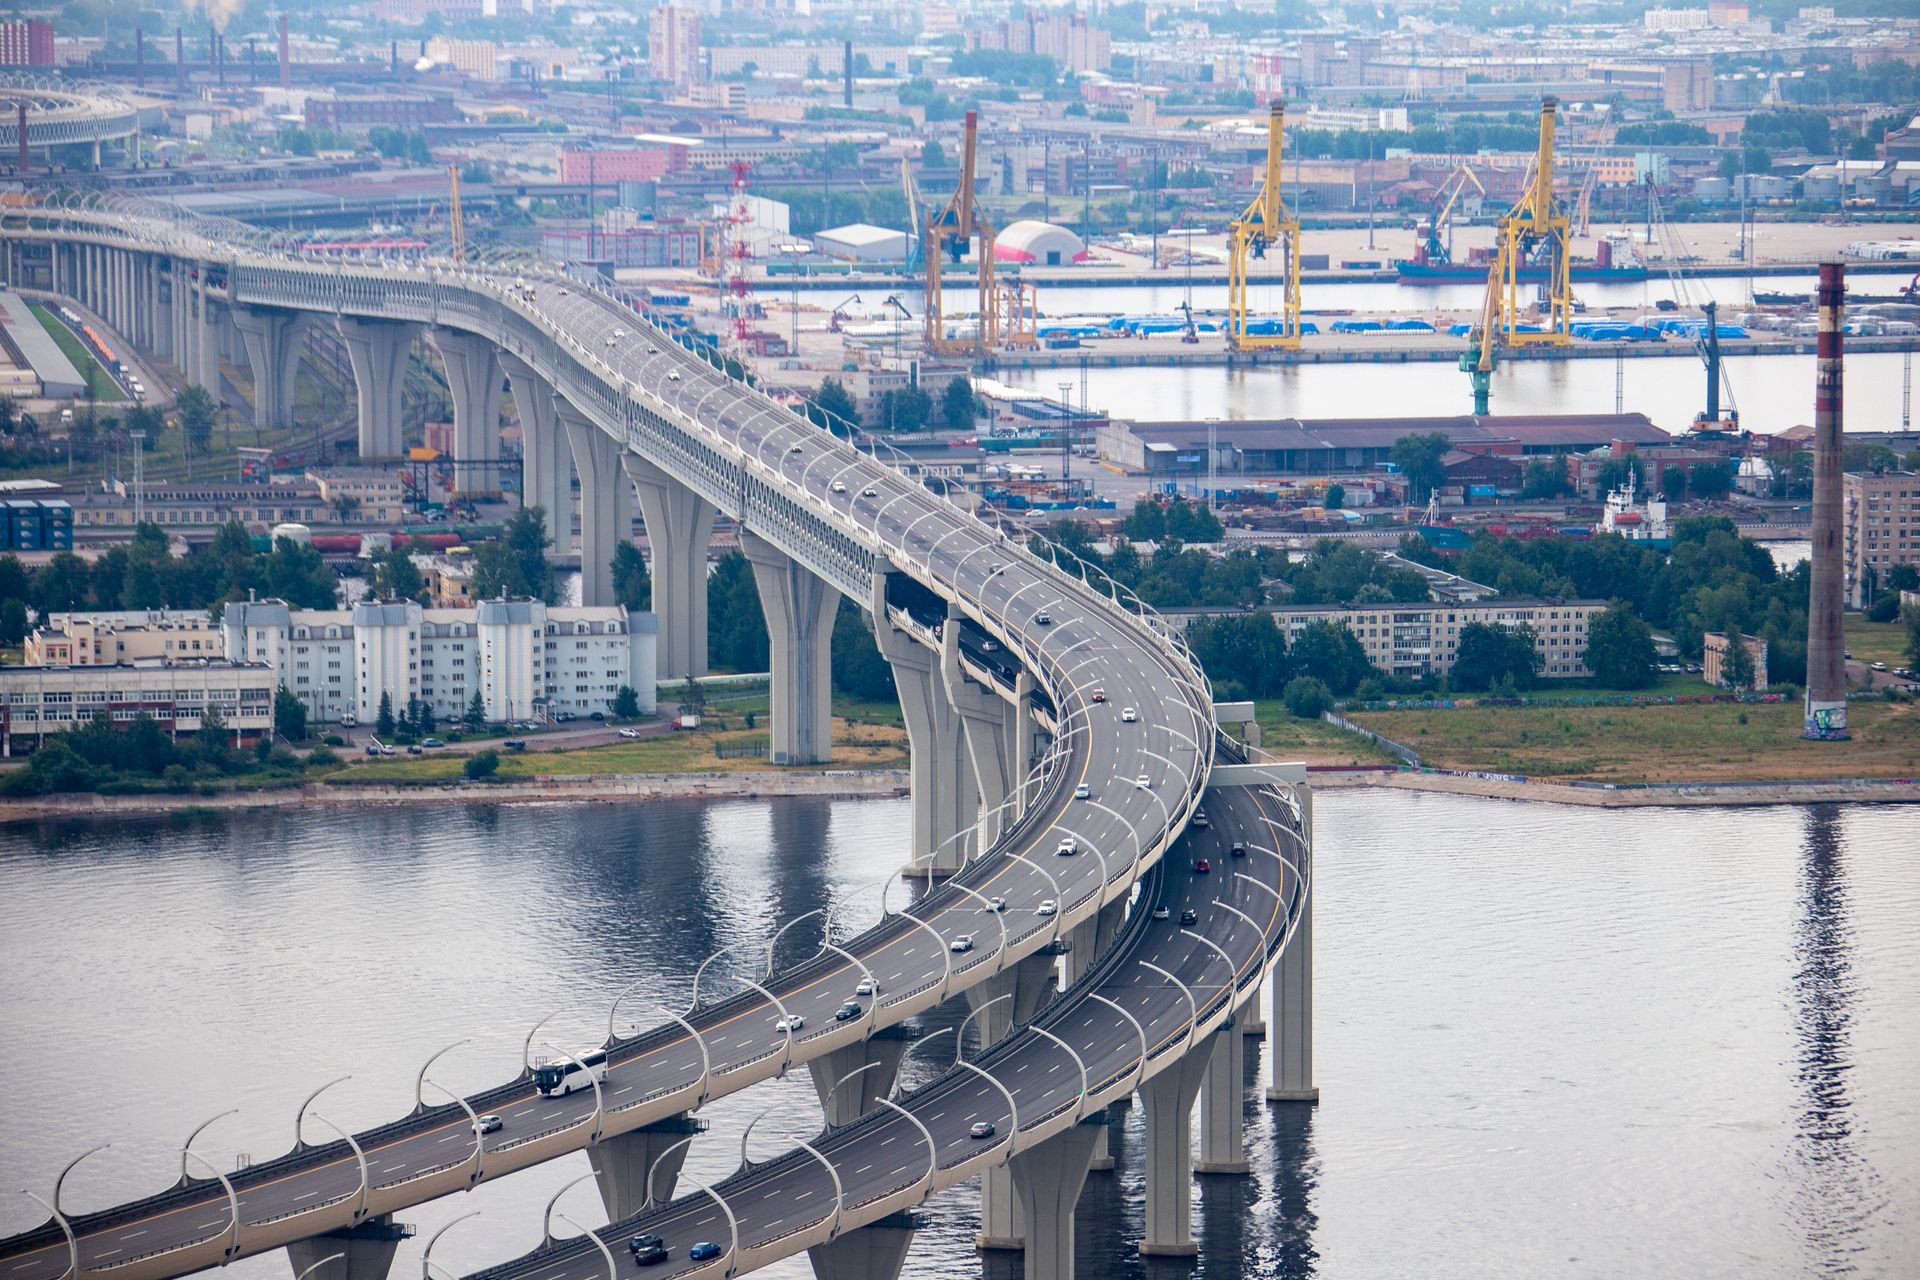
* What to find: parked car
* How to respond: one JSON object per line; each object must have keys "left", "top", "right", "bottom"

{"left": 618, "top": 728, "right": 642, "bottom": 739}
{"left": 503, "top": 740, "right": 527, "bottom": 751}
{"left": 421, "top": 738, "right": 445, "bottom": 749}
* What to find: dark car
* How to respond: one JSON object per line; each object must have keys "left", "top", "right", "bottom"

{"left": 835, "top": 1000, "right": 862, "bottom": 1022}
{"left": 687, "top": 1242, "right": 723, "bottom": 1262}
{"left": 503, "top": 740, "right": 527, "bottom": 751}
{"left": 628, "top": 1234, "right": 664, "bottom": 1257}
{"left": 631, "top": 1243, "right": 667, "bottom": 1266}
{"left": 590, "top": 711, "right": 606, "bottom": 721}
{"left": 1194, "top": 857, "right": 1211, "bottom": 874}
{"left": 969, "top": 1121, "right": 996, "bottom": 1139}
{"left": 1180, "top": 908, "right": 1198, "bottom": 926}
{"left": 1230, "top": 841, "right": 1246, "bottom": 857}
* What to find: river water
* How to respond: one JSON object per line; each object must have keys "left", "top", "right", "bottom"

{"left": 2, "top": 793, "right": 1916, "bottom": 1278}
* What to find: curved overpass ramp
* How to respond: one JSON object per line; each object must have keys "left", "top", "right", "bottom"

{"left": 0, "top": 202, "right": 1313, "bottom": 1280}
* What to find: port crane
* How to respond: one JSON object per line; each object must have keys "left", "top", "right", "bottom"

{"left": 1413, "top": 163, "right": 1484, "bottom": 269}
{"left": 1460, "top": 96, "right": 1574, "bottom": 413}
{"left": 1226, "top": 100, "right": 1303, "bottom": 351}
{"left": 925, "top": 109, "right": 997, "bottom": 354}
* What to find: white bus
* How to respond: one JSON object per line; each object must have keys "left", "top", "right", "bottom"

{"left": 532, "top": 1048, "right": 609, "bottom": 1097}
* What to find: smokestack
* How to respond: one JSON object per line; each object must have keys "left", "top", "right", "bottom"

{"left": 278, "top": 16, "right": 290, "bottom": 89}
{"left": 17, "top": 103, "right": 27, "bottom": 175}
{"left": 175, "top": 28, "right": 185, "bottom": 90}
{"left": 135, "top": 28, "right": 143, "bottom": 86}
{"left": 843, "top": 40, "right": 852, "bottom": 108}
{"left": 217, "top": 33, "right": 226, "bottom": 87}
{"left": 390, "top": 40, "right": 398, "bottom": 72}
{"left": 249, "top": 39, "right": 258, "bottom": 83}
{"left": 1805, "top": 260, "right": 1849, "bottom": 740}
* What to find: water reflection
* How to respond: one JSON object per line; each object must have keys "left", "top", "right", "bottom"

{"left": 1788, "top": 805, "right": 1878, "bottom": 1275}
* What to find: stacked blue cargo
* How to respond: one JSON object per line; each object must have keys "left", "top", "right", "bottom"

{"left": 2, "top": 499, "right": 74, "bottom": 551}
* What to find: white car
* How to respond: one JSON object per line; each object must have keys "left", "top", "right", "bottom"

{"left": 1074, "top": 783, "right": 1090, "bottom": 800}
{"left": 1055, "top": 837, "right": 1077, "bottom": 857}
{"left": 789, "top": 444, "right": 805, "bottom": 455}
{"left": 1036, "top": 900, "right": 1057, "bottom": 917}
{"left": 666, "top": 370, "right": 681, "bottom": 381}
{"left": 986, "top": 896, "right": 1006, "bottom": 912}
{"left": 1121, "top": 706, "right": 1138, "bottom": 723}
{"left": 831, "top": 480, "right": 847, "bottom": 493}
{"left": 862, "top": 487, "right": 878, "bottom": 497}
{"left": 647, "top": 345, "right": 660, "bottom": 354}
{"left": 775, "top": 1014, "right": 805, "bottom": 1033}
{"left": 949, "top": 934, "right": 975, "bottom": 953}
{"left": 618, "top": 727, "right": 641, "bottom": 739}
{"left": 612, "top": 327, "right": 626, "bottom": 340}
{"left": 855, "top": 978, "right": 876, "bottom": 996}
{"left": 1135, "top": 774, "right": 1151, "bottom": 789}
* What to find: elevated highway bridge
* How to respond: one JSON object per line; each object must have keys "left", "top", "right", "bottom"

{"left": 0, "top": 196, "right": 1316, "bottom": 1280}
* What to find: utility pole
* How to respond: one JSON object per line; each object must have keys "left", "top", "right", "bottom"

{"left": 1058, "top": 381, "right": 1073, "bottom": 485}
{"left": 1366, "top": 134, "right": 1375, "bottom": 251}
{"left": 1082, "top": 136, "right": 1091, "bottom": 245}
{"left": 130, "top": 431, "right": 146, "bottom": 525}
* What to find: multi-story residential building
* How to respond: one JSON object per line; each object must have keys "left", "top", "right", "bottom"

{"left": 1844, "top": 470, "right": 1920, "bottom": 606}
{"left": 649, "top": 5, "right": 702, "bottom": 88}
{"left": 424, "top": 35, "right": 497, "bottom": 80}
{"left": 221, "top": 598, "right": 657, "bottom": 725}
{"left": 0, "top": 19, "right": 54, "bottom": 67}
{"left": 0, "top": 661, "right": 275, "bottom": 756}
{"left": 1184, "top": 598, "right": 1606, "bottom": 680}
{"left": 559, "top": 147, "right": 674, "bottom": 185}
{"left": 25, "top": 611, "right": 226, "bottom": 668}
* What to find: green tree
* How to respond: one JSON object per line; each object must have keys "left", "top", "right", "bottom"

{"left": 1584, "top": 603, "right": 1656, "bottom": 689}
{"left": 372, "top": 542, "right": 427, "bottom": 602}
{"left": 882, "top": 383, "right": 932, "bottom": 431}
{"left": 706, "top": 551, "right": 769, "bottom": 673}
{"left": 1689, "top": 460, "right": 1734, "bottom": 500}
{"left": 273, "top": 685, "right": 308, "bottom": 742}
{"left": 831, "top": 599, "right": 896, "bottom": 702}
{"left": 1289, "top": 621, "right": 1373, "bottom": 695}
{"left": 678, "top": 675, "right": 707, "bottom": 717}
{"left": 1123, "top": 499, "right": 1166, "bottom": 541}
{"left": 175, "top": 384, "right": 217, "bottom": 457}
{"left": 1282, "top": 675, "right": 1333, "bottom": 720}
{"left": 1719, "top": 627, "right": 1757, "bottom": 692}
{"left": 1661, "top": 464, "right": 1688, "bottom": 501}
{"left": 31, "top": 552, "right": 91, "bottom": 612}
{"left": 1520, "top": 458, "right": 1568, "bottom": 500}
{"left": 375, "top": 691, "right": 396, "bottom": 738}
{"left": 1323, "top": 482, "right": 1345, "bottom": 511}
{"left": 464, "top": 749, "right": 500, "bottom": 780}
{"left": 1452, "top": 622, "right": 1542, "bottom": 692}
{"left": 465, "top": 690, "right": 486, "bottom": 727}
{"left": 264, "top": 537, "right": 341, "bottom": 609}
{"left": 940, "top": 376, "right": 976, "bottom": 430}
{"left": 1187, "top": 612, "right": 1290, "bottom": 697}
{"left": 612, "top": 542, "right": 652, "bottom": 611}
{"left": 612, "top": 685, "right": 641, "bottom": 719}
{"left": 1904, "top": 604, "right": 1920, "bottom": 670}
{"left": 810, "top": 377, "right": 860, "bottom": 433}
{"left": 196, "top": 704, "right": 231, "bottom": 767}
{"left": 0, "top": 596, "right": 26, "bottom": 646}
{"left": 921, "top": 139, "right": 947, "bottom": 167}
{"left": 1390, "top": 432, "right": 1451, "bottom": 503}
{"left": 472, "top": 508, "right": 557, "bottom": 603}
{"left": 415, "top": 697, "right": 435, "bottom": 735}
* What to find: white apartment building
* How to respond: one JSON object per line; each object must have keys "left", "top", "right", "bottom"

{"left": 1843, "top": 470, "right": 1920, "bottom": 607}
{"left": 221, "top": 598, "right": 657, "bottom": 724}
{"left": 1217, "top": 598, "right": 1606, "bottom": 680}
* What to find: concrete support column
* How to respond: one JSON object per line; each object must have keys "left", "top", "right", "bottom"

{"left": 869, "top": 578, "right": 971, "bottom": 875}
{"left": 740, "top": 530, "right": 837, "bottom": 765}
{"left": 627, "top": 455, "right": 715, "bottom": 681}
{"left": 430, "top": 330, "right": 503, "bottom": 497}
{"left": 284, "top": 1215, "right": 409, "bottom": 1280}
{"left": 1139, "top": 1030, "right": 1219, "bottom": 1257}
{"left": 1268, "top": 788, "right": 1316, "bottom": 1104}
{"left": 585, "top": 1113, "right": 702, "bottom": 1221}
{"left": 806, "top": 1213, "right": 916, "bottom": 1280}
{"left": 233, "top": 306, "right": 307, "bottom": 429}
{"left": 806, "top": 1032, "right": 908, "bottom": 1128}
{"left": 940, "top": 614, "right": 1030, "bottom": 851}
{"left": 1007, "top": 1118, "right": 1104, "bottom": 1280}
{"left": 1197, "top": 1018, "right": 1250, "bottom": 1174}
{"left": 338, "top": 316, "right": 418, "bottom": 460}
{"left": 966, "top": 950, "right": 1060, "bottom": 1251}
{"left": 499, "top": 353, "right": 573, "bottom": 555}
{"left": 195, "top": 288, "right": 219, "bottom": 395}
{"left": 557, "top": 405, "right": 629, "bottom": 608}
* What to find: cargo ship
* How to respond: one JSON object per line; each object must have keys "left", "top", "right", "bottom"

{"left": 1394, "top": 235, "right": 1648, "bottom": 283}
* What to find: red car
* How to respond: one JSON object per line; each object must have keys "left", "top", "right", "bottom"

{"left": 1193, "top": 858, "right": 1211, "bottom": 874}
{"left": 1091, "top": 689, "right": 1107, "bottom": 703}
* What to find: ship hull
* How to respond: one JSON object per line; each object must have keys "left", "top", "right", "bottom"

{"left": 1394, "top": 260, "right": 1650, "bottom": 283}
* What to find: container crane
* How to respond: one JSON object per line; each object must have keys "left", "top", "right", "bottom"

{"left": 1412, "top": 163, "right": 1483, "bottom": 269}
{"left": 1460, "top": 96, "right": 1574, "bottom": 412}
{"left": 1226, "top": 100, "right": 1302, "bottom": 351}
{"left": 900, "top": 156, "right": 923, "bottom": 275}
{"left": 925, "top": 109, "right": 996, "bottom": 354}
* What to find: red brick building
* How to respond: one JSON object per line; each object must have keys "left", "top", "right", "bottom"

{"left": 0, "top": 19, "right": 55, "bottom": 67}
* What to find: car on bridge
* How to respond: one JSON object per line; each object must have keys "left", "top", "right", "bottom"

{"left": 775, "top": 1014, "right": 805, "bottom": 1032}
{"left": 1037, "top": 900, "right": 1057, "bottom": 916}
{"left": 835, "top": 1001, "right": 862, "bottom": 1022}
{"left": 950, "top": 934, "right": 975, "bottom": 953}
{"left": 475, "top": 1114, "right": 503, "bottom": 1134}
{"left": 970, "top": 1121, "right": 996, "bottom": 1139}
{"left": 628, "top": 1234, "right": 667, "bottom": 1266}
{"left": 1075, "top": 783, "right": 1091, "bottom": 799}
{"left": 687, "top": 1243, "right": 722, "bottom": 1262}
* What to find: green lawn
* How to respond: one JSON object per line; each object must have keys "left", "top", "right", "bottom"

{"left": 1845, "top": 615, "right": 1912, "bottom": 671}
{"left": 1250, "top": 704, "right": 1403, "bottom": 766}
{"left": 1346, "top": 698, "right": 1920, "bottom": 783}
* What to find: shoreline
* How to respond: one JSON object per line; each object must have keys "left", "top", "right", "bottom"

{"left": 5, "top": 764, "right": 1917, "bottom": 822}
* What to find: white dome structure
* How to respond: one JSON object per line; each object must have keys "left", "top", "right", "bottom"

{"left": 993, "top": 220, "right": 1087, "bottom": 267}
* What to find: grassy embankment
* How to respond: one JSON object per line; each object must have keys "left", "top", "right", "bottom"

{"left": 1344, "top": 698, "right": 1920, "bottom": 784}
{"left": 1844, "top": 615, "right": 1912, "bottom": 671}
{"left": 29, "top": 304, "right": 112, "bottom": 397}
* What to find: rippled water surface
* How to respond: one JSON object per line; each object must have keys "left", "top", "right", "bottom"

{"left": 2, "top": 793, "right": 1916, "bottom": 1278}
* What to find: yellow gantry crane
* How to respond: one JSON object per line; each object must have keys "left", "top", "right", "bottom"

{"left": 1462, "top": 96, "right": 1574, "bottom": 413}
{"left": 447, "top": 164, "right": 466, "bottom": 264}
{"left": 925, "top": 109, "right": 997, "bottom": 354}
{"left": 1226, "top": 100, "right": 1302, "bottom": 352}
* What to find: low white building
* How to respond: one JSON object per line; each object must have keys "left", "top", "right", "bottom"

{"left": 220, "top": 599, "right": 658, "bottom": 725}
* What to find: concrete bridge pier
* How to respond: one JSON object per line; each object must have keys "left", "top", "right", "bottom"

{"left": 499, "top": 354, "right": 573, "bottom": 552}
{"left": 585, "top": 1113, "right": 704, "bottom": 1221}
{"left": 966, "top": 950, "right": 1060, "bottom": 1252}
{"left": 741, "top": 530, "right": 837, "bottom": 765}
{"left": 939, "top": 618, "right": 1033, "bottom": 852}
{"left": 1196, "top": 1019, "right": 1250, "bottom": 1175}
{"left": 284, "top": 1215, "right": 411, "bottom": 1280}
{"left": 430, "top": 330, "right": 502, "bottom": 497}
{"left": 339, "top": 317, "right": 419, "bottom": 460}
{"left": 556, "top": 404, "right": 630, "bottom": 607}
{"left": 805, "top": 1212, "right": 917, "bottom": 1280}
{"left": 627, "top": 455, "right": 715, "bottom": 681}
{"left": 1007, "top": 1117, "right": 1104, "bottom": 1280}
{"left": 1268, "top": 787, "right": 1316, "bottom": 1104}
{"left": 806, "top": 1030, "right": 910, "bottom": 1128}
{"left": 233, "top": 306, "right": 308, "bottom": 430}
{"left": 1139, "top": 1029, "right": 1220, "bottom": 1257}
{"left": 192, "top": 286, "right": 220, "bottom": 397}
{"left": 869, "top": 580, "right": 971, "bottom": 876}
